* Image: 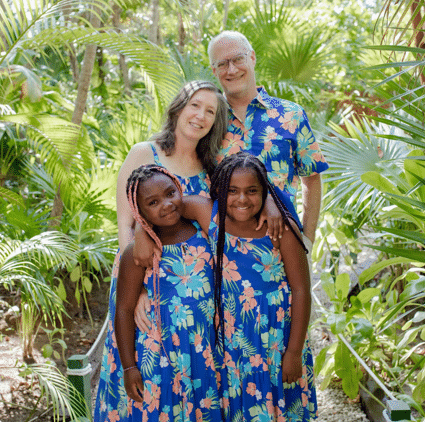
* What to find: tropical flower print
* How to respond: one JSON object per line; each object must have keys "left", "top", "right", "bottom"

{"left": 94, "top": 227, "right": 220, "bottom": 421}
{"left": 209, "top": 201, "right": 317, "bottom": 422}
{"left": 218, "top": 87, "right": 329, "bottom": 222}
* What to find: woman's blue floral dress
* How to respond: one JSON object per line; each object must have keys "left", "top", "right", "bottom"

{"left": 94, "top": 144, "right": 215, "bottom": 422}
{"left": 208, "top": 201, "right": 317, "bottom": 422}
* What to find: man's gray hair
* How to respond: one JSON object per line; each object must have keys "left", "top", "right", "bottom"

{"left": 208, "top": 31, "right": 253, "bottom": 65}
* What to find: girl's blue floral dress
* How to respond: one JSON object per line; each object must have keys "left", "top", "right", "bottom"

{"left": 94, "top": 145, "right": 216, "bottom": 422}
{"left": 208, "top": 201, "right": 318, "bottom": 422}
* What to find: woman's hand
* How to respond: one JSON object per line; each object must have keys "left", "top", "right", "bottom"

{"left": 256, "top": 194, "right": 285, "bottom": 241}
{"left": 133, "top": 223, "right": 162, "bottom": 267}
{"left": 281, "top": 349, "right": 302, "bottom": 385}
{"left": 134, "top": 288, "right": 152, "bottom": 332}
{"left": 124, "top": 367, "right": 144, "bottom": 402}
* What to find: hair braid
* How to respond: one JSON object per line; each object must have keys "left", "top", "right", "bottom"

{"left": 209, "top": 152, "right": 308, "bottom": 344}
{"left": 126, "top": 164, "right": 184, "bottom": 357}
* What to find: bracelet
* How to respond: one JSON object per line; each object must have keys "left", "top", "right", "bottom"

{"left": 123, "top": 365, "right": 138, "bottom": 372}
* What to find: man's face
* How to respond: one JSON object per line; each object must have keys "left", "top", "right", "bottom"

{"left": 210, "top": 38, "right": 257, "bottom": 100}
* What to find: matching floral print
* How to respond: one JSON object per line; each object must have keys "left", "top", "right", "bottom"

{"left": 218, "top": 87, "right": 329, "bottom": 205}
{"left": 94, "top": 158, "right": 214, "bottom": 422}
{"left": 95, "top": 95, "right": 324, "bottom": 420}
{"left": 209, "top": 201, "right": 318, "bottom": 422}
{"left": 94, "top": 228, "right": 221, "bottom": 421}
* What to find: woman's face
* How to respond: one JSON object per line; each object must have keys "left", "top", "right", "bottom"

{"left": 174, "top": 89, "right": 218, "bottom": 144}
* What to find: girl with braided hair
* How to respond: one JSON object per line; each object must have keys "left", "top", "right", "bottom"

{"left": 97, "top": 164, "right": 220, "bottom": 421}
{"left": 94, "top": 80, "right": 227, "bottom": 422}
{"left": 180, "top": 151, "right": 317, "bottom": 421}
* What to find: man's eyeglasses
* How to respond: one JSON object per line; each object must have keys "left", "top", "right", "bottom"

{"left": 213, "top": 52, "right": 250, "bottom": 73}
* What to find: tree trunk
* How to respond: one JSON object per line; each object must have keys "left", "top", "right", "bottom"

{"left": 49, "top": 6, "right": 101, "bottom": 227}
{"left": 149, "top": 0, "right": 161, "bottom": 44}
{"left": 177, "top": 12, "right": 185, "bottom": 54}
{"left": 61, "top": 2, "right": 79, "bottom": 82}
{"left": 112, "top": 4, "right": 130, "bottom": 94}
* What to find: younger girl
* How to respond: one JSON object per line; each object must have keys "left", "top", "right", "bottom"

{"left": 181, "top": 151, "right": 317, "bottom": 422}
{"left": 97, "top": 164, "right": 220, "bottom": 421}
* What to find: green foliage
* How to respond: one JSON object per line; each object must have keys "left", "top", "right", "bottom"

{"left": 19, "top": 362, "right": 90, "bottom": 421}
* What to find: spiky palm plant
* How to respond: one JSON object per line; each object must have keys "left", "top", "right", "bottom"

{"left": 0, "top": 231, "right": 78, "bottom": 356}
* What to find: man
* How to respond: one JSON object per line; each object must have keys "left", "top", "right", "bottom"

{"left": 132, "top": 31, "right": 328, "bottom": 330}
{"left": 208, "top": 31, "right": 328, "bottom": 251}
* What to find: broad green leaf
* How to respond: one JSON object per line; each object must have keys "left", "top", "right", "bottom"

{"left": 359, "top": 257, "right": 413, "bottom": 285}
{"left": 335, "top": 342, "right": 353, "bottom": 379}
{"left": 82, "top": 276, "right": 92, "bottom": 293}
{"left": 371, "top": 227, "right": 425, "bottom": 246}
{"left": 327, "top": 314, "right": 346, "bottom": 334}
{"left": 75, "top": 287, "right": 80, "bottom": 305}
{"left": 413, "top": 368, "right": 425, "bottom": 403}
{"left": 397, "top": 328, "right": 419, "bottom": 350}
{"left": 400, "top": 277, "right": 425, "bottom": 301}
{"left": 352, "top": 318, "right": 374, "bottom": 339}
{"left": 367, "top": 245, "right": 425, "bottom": 263}
{"left": 357, "top": 288, "right": 381, "bottom": 304}
{"left": 314, "top": 345, "right": 330, "bottom": 375}
{"left": 412, "top": 311, "right": 425, "bottom": 323}
{"left": 361, "top": 171, "right": 401, "bottom": 195}
{"left": 341, "top": 369, "right": 361, "bottom": 400}
{"left": 335, "top": 273, "right": 350, "bottom": 301}
{"left": 70, "top": 266, "right": 81, "bottom": 282}
{"left": 56, "top": 280, "right": 67, "bottom": 301}
{"left": 321, "top": 272, "right": 335, "bottom": 300}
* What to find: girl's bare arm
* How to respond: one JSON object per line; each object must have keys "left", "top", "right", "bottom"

{"left": 115, "top": 244, "right": 146, "bottom": 401}
{"left": 275, "top": 221, "right": 311, "bottom": 384}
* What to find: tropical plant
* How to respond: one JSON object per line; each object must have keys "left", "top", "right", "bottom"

{"left": 0, "top": 229, "right": 78, "bottom": 358}
{"left": 319, "top": 116, "right": 409, "bottom": 227}
{"left": 19, "top": 361, "right": 90, "bottom": 421}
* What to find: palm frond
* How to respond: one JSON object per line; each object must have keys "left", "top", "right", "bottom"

{"left": 0, "top": 186, "right": 25, "bottom": 207}
{"left": 21, "top": 362, "right": 90, "bottom": 420}
{"left": 320, "top": 117, "right": 409, "bottom": 218}
{"left": 0, "top": 0, "right": 112, "bottom": 67}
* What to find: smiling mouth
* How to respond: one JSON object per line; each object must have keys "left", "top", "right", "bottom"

{"left": 190, "top": 122, "right": 202, "bottom": 129}
{"left": 162, "top": 209, "right": 178, "bottom": 218}
{"left": 236, "top": 206, "right": 249, "bottom": 210}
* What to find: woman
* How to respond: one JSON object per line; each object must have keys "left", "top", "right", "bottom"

{"left": 94, "top": 80, "right": 228, "bottom": 421}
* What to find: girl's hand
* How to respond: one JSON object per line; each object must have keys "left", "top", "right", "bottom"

{"left": 256, "top": 194, "right": 285, "bottom": 241}
{"left": 124, "top": 367, "right": 144, "bottom": 402}
{"left": 133, "top": 223, "right": 162, "bottom": 267}
{"left": 281, "top": 350, "right": 302, "bottom": 385}
{"left": 134, "top": 289, "right": 152, "bottom": 332}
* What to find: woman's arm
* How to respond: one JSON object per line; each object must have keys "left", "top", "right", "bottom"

{"left": 115, "top": 244, "right": 146, "bottom": 402}
{"left": 133, "top": 194, "right": 212, "bottom": 333}
{"left": 116, "top": 142, "right": 155, "bottom": 252}
{"left": 181, "top": 195, "right": 213, "bottom": 234}
{"left": 275, "top": 221, "right": 311, "bottom": 384}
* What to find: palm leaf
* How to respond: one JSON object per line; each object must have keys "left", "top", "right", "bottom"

{"left": 320, "top": 118, "right": 408, "bottom": 218}
{"left": 0, "top": 186, "right": 25, "bottom": 207}
{"left": 372, "top": 226, "right": 425, "bottom": 245}
{"left": 0, "top": 231, "right": 77, "bottom": 312}
{"left": 366, "top": 245, "right": 425, "bottom": 263}
{"left": 21, "top": 362, "right": 90, "bottom": 420}
{"left": 0, "top": 0, "right": 112, "bottom": 67}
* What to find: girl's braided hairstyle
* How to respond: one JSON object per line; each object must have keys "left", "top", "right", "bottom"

{"left": 210, "top": 151, "right": 307, "bottom": 345}
{"left": 126, "top": 164, "right": 183, "bottom": 350}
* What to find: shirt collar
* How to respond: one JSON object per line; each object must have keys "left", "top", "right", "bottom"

{"left": 227, "top": 86, "right": 271, "bottom": 117}
{"left": 255, "top": 86, "right": 273, "bottom": 109}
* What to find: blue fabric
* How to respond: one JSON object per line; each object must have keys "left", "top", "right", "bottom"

{"left": 209, "top": 201, "right": 318, "bottom": 422}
